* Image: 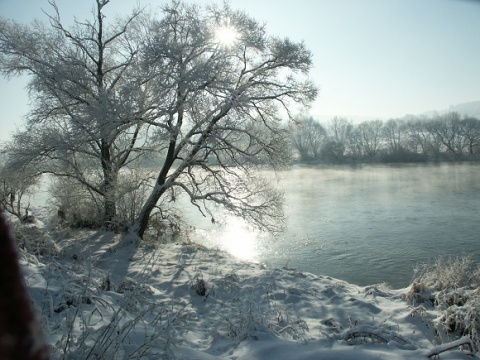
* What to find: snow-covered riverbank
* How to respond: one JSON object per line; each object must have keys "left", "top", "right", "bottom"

{"left": 12, "top": 206, "right": 477, "bottom": 359}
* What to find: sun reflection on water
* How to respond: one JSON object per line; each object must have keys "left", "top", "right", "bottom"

{"left": 219, "top": 217, "right": 258, "bottom": 262}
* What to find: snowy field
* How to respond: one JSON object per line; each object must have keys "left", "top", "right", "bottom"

{"left": 13, "top": 204, "right": 479, "bottom": 359}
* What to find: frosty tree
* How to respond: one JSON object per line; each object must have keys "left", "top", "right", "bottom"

{"left": 0, "top": 0, "right": 148, "bottom": 229}
{"left": 130, "top": 1, "right": 317, "bottom": 238}
{"left": 290, "top": 117, "right": 327, "bottom": 161}
{"left": 0, "top": 0, "right": 317, "bottom": 239}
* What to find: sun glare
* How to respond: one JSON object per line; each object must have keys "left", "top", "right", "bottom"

{"left": 214, "top": 24, "right": 239, "bottom": 47}
{"left": 220, "top": 217, "right": 257, "bottom": 261}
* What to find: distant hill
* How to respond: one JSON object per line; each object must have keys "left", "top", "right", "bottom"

{"left": 414, "top": 101, "right": 480, "bottom": 120}
{"left": 447, "top": 101, "right": 480, "bottom": 118}
{"left": 314, "top": 101, "right": 480, "bottom": 124}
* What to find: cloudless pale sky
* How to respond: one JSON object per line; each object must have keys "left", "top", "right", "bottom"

{"left": 1, "top": 0, "right": 479, "bottom": 142}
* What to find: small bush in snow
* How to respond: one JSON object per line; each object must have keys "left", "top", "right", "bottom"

{"left": 192, "top": 278, "right": 207, "bottom": 296}
{"left": 0, "top": 159, "right": 39, "bottom": 219}
{"left": 409, "top": 255, "right": 480, "bottom": 351}
{"left": 412, "top": 255, "right": 480, "bottom": 291}
{"left": 13, "top": 222, "right": 59, "bottom": 256}
{"left": 50, "top": 177, "right": 103, "bottom": 229}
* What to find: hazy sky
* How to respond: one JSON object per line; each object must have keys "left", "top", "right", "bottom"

{"left": 1, "top": 0, "right": 479, "bottom": 142}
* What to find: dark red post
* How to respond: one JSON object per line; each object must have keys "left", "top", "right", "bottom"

{"left": 0, "top": 211, "right": 49, "bottom": 360}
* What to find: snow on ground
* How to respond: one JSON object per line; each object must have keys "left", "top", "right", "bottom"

{"left": 14, "top": 205, "right": 478, "bottom": 359}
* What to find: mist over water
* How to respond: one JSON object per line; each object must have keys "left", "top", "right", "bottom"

{"left": 187, "top": 163, "right": 480, "bottom": 289}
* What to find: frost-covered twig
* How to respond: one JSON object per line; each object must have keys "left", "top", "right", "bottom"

{"left": 344, "top": 330, "right": 388, "bottom": 344}
{"left": 426, "top": 335, "right": 474, "bottom": 358}
{"left": 341, "top": 324, "right": 408, "bottom": 346}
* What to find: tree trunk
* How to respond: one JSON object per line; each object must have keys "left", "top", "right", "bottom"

{"left": 132, "top": 183, "right": 167, "bottom": 239}
{"left": 101, "top": 140, "right": 117, "bottom": 230}
{"left": 132, "top": 102, "right": 230, "bottom": 239}
{"left": 132, "top": 137, "right": 178, "bottom": 238}
{"left": 104, "top": 190, "right": 117, "bottom": 230}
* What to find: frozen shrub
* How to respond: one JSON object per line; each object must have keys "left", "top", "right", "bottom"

{"left": 405, "top": 281, "right": 433, "bottom": 305}
{"left": 412, "top": 255, "right": 480, "bottom": 291}
{"left": 409, "top": 255, "right": 480, "bottom": 350}
{"left": 49, "top": 168, "right": 184, "bottom": 235}
{"left": 192, "top": 278, "right": 207, "bottom": 296}
{"left": 115, "top": 168, "right": 153, "bottom": 226}
{"left": 437, "top": 294, "right": 480, "bottom": 351}
{"left": 50, "top": 177, "right": 103, "bottom": 229}
{"left": 13, "top": 222, "right": 59, "bottom": 256}
{"left": 0, "top": 159, "right": 39, "bottom": 219}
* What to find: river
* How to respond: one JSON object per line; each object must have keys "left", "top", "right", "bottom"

{"left": 184, "top": 163, "right": 480, "bottom": 289}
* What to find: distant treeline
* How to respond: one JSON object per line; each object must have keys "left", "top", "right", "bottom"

{"left": 290, "top": 112, "right": 480, "bottom": 163}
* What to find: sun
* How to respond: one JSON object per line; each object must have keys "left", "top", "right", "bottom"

{"left": 214, "top": 24, "right": 239, "bottom": 47}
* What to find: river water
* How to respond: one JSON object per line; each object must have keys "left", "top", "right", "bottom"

{"left": 185, "top": 163, "right": 480, "bottom": 289}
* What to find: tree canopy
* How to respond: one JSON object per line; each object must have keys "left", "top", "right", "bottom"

{"left": 0, "top": 0, "right": 317, "bottom": 238}
{"left": 289, "top": 113, "right": 480, "bottom": 163}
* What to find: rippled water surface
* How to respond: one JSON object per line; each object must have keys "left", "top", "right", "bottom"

{"left": 186, "top": 163, "right": 480, "bottom": 288}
